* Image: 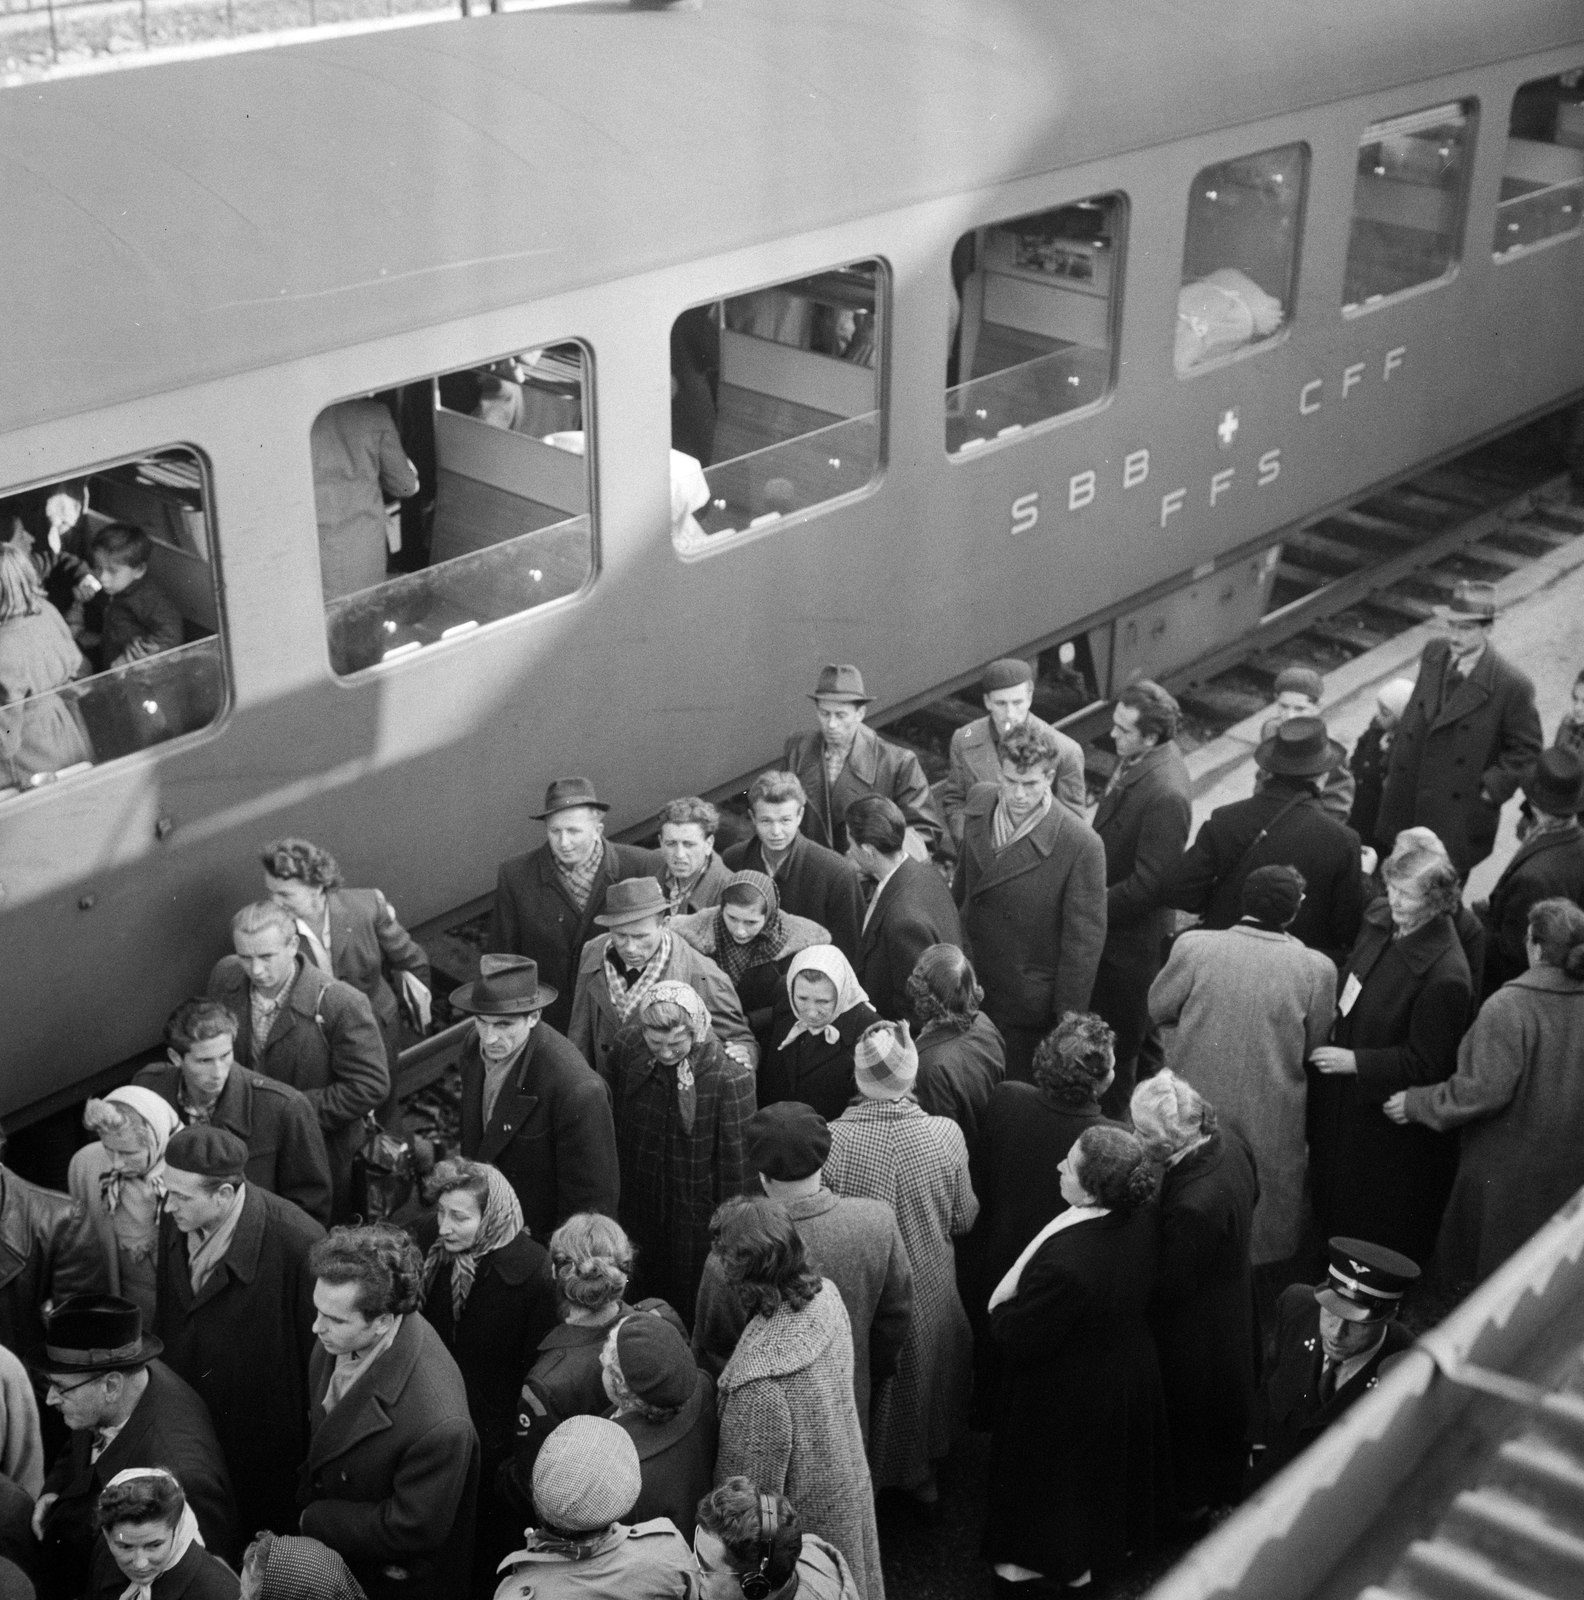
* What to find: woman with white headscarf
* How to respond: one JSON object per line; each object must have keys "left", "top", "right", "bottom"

{"left": 762, "top": 945, "right": 879, "bottom": 1121}
{"left": 88, "top": 1468, "right": 237, "bottom": 1600}
{"left": 606, "top": 982, "right": 756, "bottom": 1319}
{"left": 68, "top": 1086, "right": 182, "bottom": 1323}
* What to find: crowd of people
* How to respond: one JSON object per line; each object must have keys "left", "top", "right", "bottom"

{"left": 0, "top": 576, "right": 1582, "bottom": 1599}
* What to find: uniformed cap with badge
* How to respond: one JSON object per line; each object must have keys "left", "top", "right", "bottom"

{"left": 1315, "top": 1236, "right": 1420, "bottom": 1322}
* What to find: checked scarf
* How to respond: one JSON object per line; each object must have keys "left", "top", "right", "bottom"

{"left": 604, "top": 931, "right": 674, "bottom": 1026}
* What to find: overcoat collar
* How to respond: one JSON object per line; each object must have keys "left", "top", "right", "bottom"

{"left": 960, "top": 786, "right": 1075, "bottom": 894}
{"left": 160, "top": 1183, "right": 267, "bottom": 1314}
{"left": 307, "top": 1312, "right": 424, "bottom": 1469}
{"left": 1092, "top": 740, "right": 1176, "bottom": 831}
{"left": 1430, "top": 641, "right": 1497, "bottom": 732}
{"left": 1492, "top": 821, "right": 1583, "bottom": 893}
{"left": 858, "top": 858, "right": 915, "bottom": 957}
{"left": 534, "top": 839, "right": 612, "bottom": 940}
{"left": 473, "top": 1027, "right": 550, "bottom": 1164}
{"left": 1352, "top": 901, "right": 1458, "bottom": 981}
{"left": 808, "top": 721, "right": 882, "bottom": 786}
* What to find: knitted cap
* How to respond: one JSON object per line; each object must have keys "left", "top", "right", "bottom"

{"left": 982, "top": 657, "right": 1034, "bottom": 693}
{"left": 614, "top": 1314, "right": 697, "bottom": 1411}
{"left": 532, "top": 1416, "right": 641, "bottom": 1532}
{"left": 746, "top": 1102, "right": 831, "bottom": 1181}
{"left": 164, "top": 1126, "right": 248, "bottom": 1182}
{"left": 853, "top": 1021, "right": 918, "bottom": 1100}
{"left": 1274, "top": 666, "right": 1324, "bottom": 704}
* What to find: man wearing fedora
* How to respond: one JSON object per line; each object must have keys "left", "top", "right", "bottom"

{"left": 783, "top": 664, "right": 942, "bottom": 860}
{"left": 1377, "top": 579, "right": 1542, "bottom": 876}
{"left": 1475, "top": 746, "right": 1584, "bottom": 996}
{"left": 489, "top": 778, "right": 665, "bottom": 1038}
{"left": 567, "top": 878, "right": 755, "bottom": 1081}
{"left": 1166, "top": 716, "right": 1366, "bottom": 967}
{"left": 455, "top": 955, "right": 620, "bottom": 1240}
{"left": 33, "top": 1294, "right": 238, "bottom": 1595}
{"left": 1247, "top": 1236, "right": 1417, "bottom": 1492}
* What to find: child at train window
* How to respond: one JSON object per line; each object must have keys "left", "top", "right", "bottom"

{"left": 91, "top": 522, "right": 182, "bottom": 672}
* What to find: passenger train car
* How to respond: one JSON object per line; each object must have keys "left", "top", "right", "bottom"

{"left": 3, "top": 0, "right": 1583, "bottom": 1119}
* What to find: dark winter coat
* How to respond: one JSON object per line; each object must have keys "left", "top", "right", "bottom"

{"left": 761, "top": 1001, "right": 880, "bottom": 1124}
{"left": 301, "top": 1313, "right": 479, "bottom": 1600}
{"left": 722, "top": 833, "right": 865, "bottom": 964}
{"left": 85, "top": 1539, "right": 240, "bottom": 1600}
{"left": 0, "top": 1167, "right": 104, "bottom": 1362}
{"left": 1376, "top": 638, "right": 1542, "bottom": 872}
{"left": 985, "top": 1206, "right": 1170, "bottom": 1583}
{"left": 134, "top": 1061, "right": 333, "bottom": 1225}
{"left": 1092, "top": 741, "right": 1192, "bottom": 971}
{"left": 613, "top": 1367, "right": 719, "bottom": 1539}
{"left": 854, "top": 858, "right": 962, "bottom": 1023}
{"left": 1478, "top": 821, "right": 1584, "bottom": 995}
{"left": 785, "top": 722, "right": 943, "bottom": 856}
{"left": 1347, "top": 718, "right": 1392, "bottom": 845}
{"left": 913, "top": 1012, "right": 1005, "bottom": 1150}
{"left": 488, "top": 841, "right": 665, "bottom": 1036}
{"left": 1308, "top": 901, "right": 1472, "bottom": 1264}
{"left": 153, "top": 1185, "right": 324, "bottom": 1539}
{"left": 458, "top": 1021, "right": 620, "bottom": 1240}
{"left": 1149, "top": 1129, "right": 1259, "bottom": 1512}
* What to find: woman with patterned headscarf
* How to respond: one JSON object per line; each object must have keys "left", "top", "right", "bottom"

{"left": 606, "top": 982, "right": 756, "bottom": 1321}
{"left": 240, "top": 1531, "right": 366, "bottom": 1600}
{"left": 762, "top": 946, "right": 879, "bottom": 1122}
{"left": 68, "top": 1085, "right": 182, "bottom": 1322}
{"left": 672, "top": 870, "right": 830, "bottom": 1063}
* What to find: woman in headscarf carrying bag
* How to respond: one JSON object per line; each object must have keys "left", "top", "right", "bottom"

{"left": 762, "top": 947, "right": 879, "bottom": 1121}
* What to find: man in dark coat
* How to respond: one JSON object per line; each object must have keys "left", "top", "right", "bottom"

{"left": 455, "top": 955, "right": 620, "bottom": 1237}
{"left": 1089, "top": 681, "right": 1192, "bottom": 1114}
{"left": 136, "top": 997, "right": 332, "bottom": 1225}
{"left": 207, "top": 900, "right": 388, "bottom": 1222}
{"left": 1248, "top": 1237, "right": 1417, "bottom": 1491}
{"left": 301, "top": 1226, "right": 479, "bottom": 1600}
{"left": 1475, "top": 747, "right": 1584, "bottom": 996}
{"left": 1165, "top": 717, "right": 1366, "bottom": 967}
{"left": 153, "top": 1127, "right": 324, "bottom": 1540}
{"left": 487, "top": 777, "right": 665, "bottom": 1037}
{"left": 784, "top": 663, "right": 942, "bottom": 858}
{"left": 35, "top": 1295, "right": 238, "bottom": 1596}
{"left": 0, "top": 1138, "right": 104, "bottom": 1363}
{"left": 846, "top": 795, "right": 962, "bottom": 1023}
{"left": 953, "top": 722, "right": 1107, "bottom": 1081}
{"left": 908, "top": 945, "right": 1006, "bottom": 1149}
{"left": 722, "top": 770, "right": 865, "bottom": 961}
{"left": 1376, "top": 580, "right": 1542, "bottom": 875}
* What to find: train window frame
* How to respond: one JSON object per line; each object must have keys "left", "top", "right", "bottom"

{"left": 944, "top": 192, "right": 1127, "bottom": 459}
{"left": 0, "top": 443, "right": 229, "bottom": 803}
{"left": 1174, "top": 143, "right": 1308, "bottom": 377}
{"left": 1342, "top": 100, "right": 1479, "bottom": 317}
{"left": 317, "top": 341, "right": 600, "bottom": 679}
{"left": 666, "top": 256, "right": 890, "bottom": 555}
{"left": 1492, "top": 69, "right": 1584, "bottom": 264}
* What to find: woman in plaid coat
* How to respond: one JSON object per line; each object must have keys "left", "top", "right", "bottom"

{"left": 822, "top": 1021, "right": 978, "bottom": 1506}
{"left": 607, "top": 982, "right": 756, "bottom": 1320}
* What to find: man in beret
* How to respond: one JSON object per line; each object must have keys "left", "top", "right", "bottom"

{"left": 153, "top": 1125, "right": 324, "bottom": 1540}
{"left": 692, "top": 1103, "right": 913, "bottom": 1447}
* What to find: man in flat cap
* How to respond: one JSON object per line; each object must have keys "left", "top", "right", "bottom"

{"left": 939, "top": 658, "right": 1087, "bottom": 852}
{"left": 489, "top": 778, "right": 665, "bottom": 1037}
{"left": 455, "top": 955, "right": 620, "bottom": 1238}
{"left": 1247, "top": 1236, "right": 1417, "bottom": 1490}
{"left": 1377, "top": 580, "right": 1542, "bottom": 876}
{"left": 153, "top": 1125, "right": 324, "bottom": 1539}
{"left": 783, "top": 664, "right": 942, "bottom": 859}
{"left": 692, "top": 1102, "right": 913, "bottom": 1448}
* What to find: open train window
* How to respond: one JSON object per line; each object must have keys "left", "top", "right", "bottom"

{"left": 945, "top": 195, "right": 1123, "bottom": 454}
{"left": 1343, "top": 102, "right": 1475, "bottom": 312}
{"left": 1176, "top": 145, "right": 1306, "bottom": 374}
{"left": 667, "top": 261, "right": 884, "bottom": 545}
{"left": 319, "top": 344, "right": 595, "bottom": 676}
{"left": 1493, "top": 70, "right": 1584, "bottom": 261}
{"left": 0, "top": 447, "right": 225, "bottom": 800}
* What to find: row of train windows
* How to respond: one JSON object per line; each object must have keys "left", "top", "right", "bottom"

{"left": 0, "top": 74, "right": 1579, "bottom": 796}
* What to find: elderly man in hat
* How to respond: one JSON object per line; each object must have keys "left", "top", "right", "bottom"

{"left": 494, "top": 1415, "right": 697, "bottom": 1599}
{"left": 1166, "top": 716, "right": 1367, "bottom": 967}
{"left": 1247, "top": 1236, "right": 1418, "bottom": 1490}
{"left": 456, "top": 955, "right": 620, "bottom": 1239}
{"left": 939, "top": 657, "right": 1087, "bottom": 848}
{"left": 567, "top": 878, "right": 755, "bottom": 1082}
{"left": 33, "top": 1295, "right": 237, "bottom": 1595}
{"left": 783, "top": 664, "right": 942, "bottom": 860}
{"left": 692, "top": 1102, "right": 912, "bottom": 1450}
{"left": 1252, "top": 666, "right": 1356, "bottom": 822}
{"left": 1474, "top": 747, "right": 1584, "bottom": 997}
{"left": 489, "top": 777, "right": 665, "bottom": 1037}
{"left": 1377, "top": 579, "right": 1542, "bottom": 876}
{"left": 153, "top": 1126, "right": 324, "bottom": 1541}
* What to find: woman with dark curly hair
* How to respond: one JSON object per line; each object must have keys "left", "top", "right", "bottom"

{"left": 907, "top": 943, "right": 1006, "bottom": 1145}
{"left": 88, "top": 1469, "right": 239, "bottom": 1600}
{"left": 711, "top": 1196, "right": 884, "bottom": 1600}
{"left": 985, "top": 1125, "right": 1169, "bottom": 1593}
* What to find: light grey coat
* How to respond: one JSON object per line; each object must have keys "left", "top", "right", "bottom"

{"left": 1149, "top": 924, "right": 1337, "bottom": 1264}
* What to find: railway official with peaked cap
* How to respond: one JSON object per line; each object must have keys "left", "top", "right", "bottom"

{"left": 488, "top": 777, "right": 666, "bottom": 1037}
{"left": 455, "top": 955, "right": 620, "bottom": 1239}
{"left": 1247, "top": 1237, "right": 1417, "bottom": 1491}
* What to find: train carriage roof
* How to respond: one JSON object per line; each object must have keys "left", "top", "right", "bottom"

{"left": 3, "top": 0, "right": 1581, "bottom": 437}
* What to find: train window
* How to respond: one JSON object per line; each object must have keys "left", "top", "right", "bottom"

{"left": 1176, "top": 145, "right": 1306, "bottom": 374}
{"left": 0, "top": 448, "right": 225, "bottom": 801}
{"left": 945, "top": 195, "right": 1123, "bottom": 453}
{"left": 668, "top": 261, "right": 883, "bottom": 544}
{"left": 320, "top": 345, "right": 595, "bottom": 675}
{"left": 1343, "top": 102, "right": 1475, "bottom": 312}
{"left": 1493, "top": 70, "right": 1584, "bottom": 261}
